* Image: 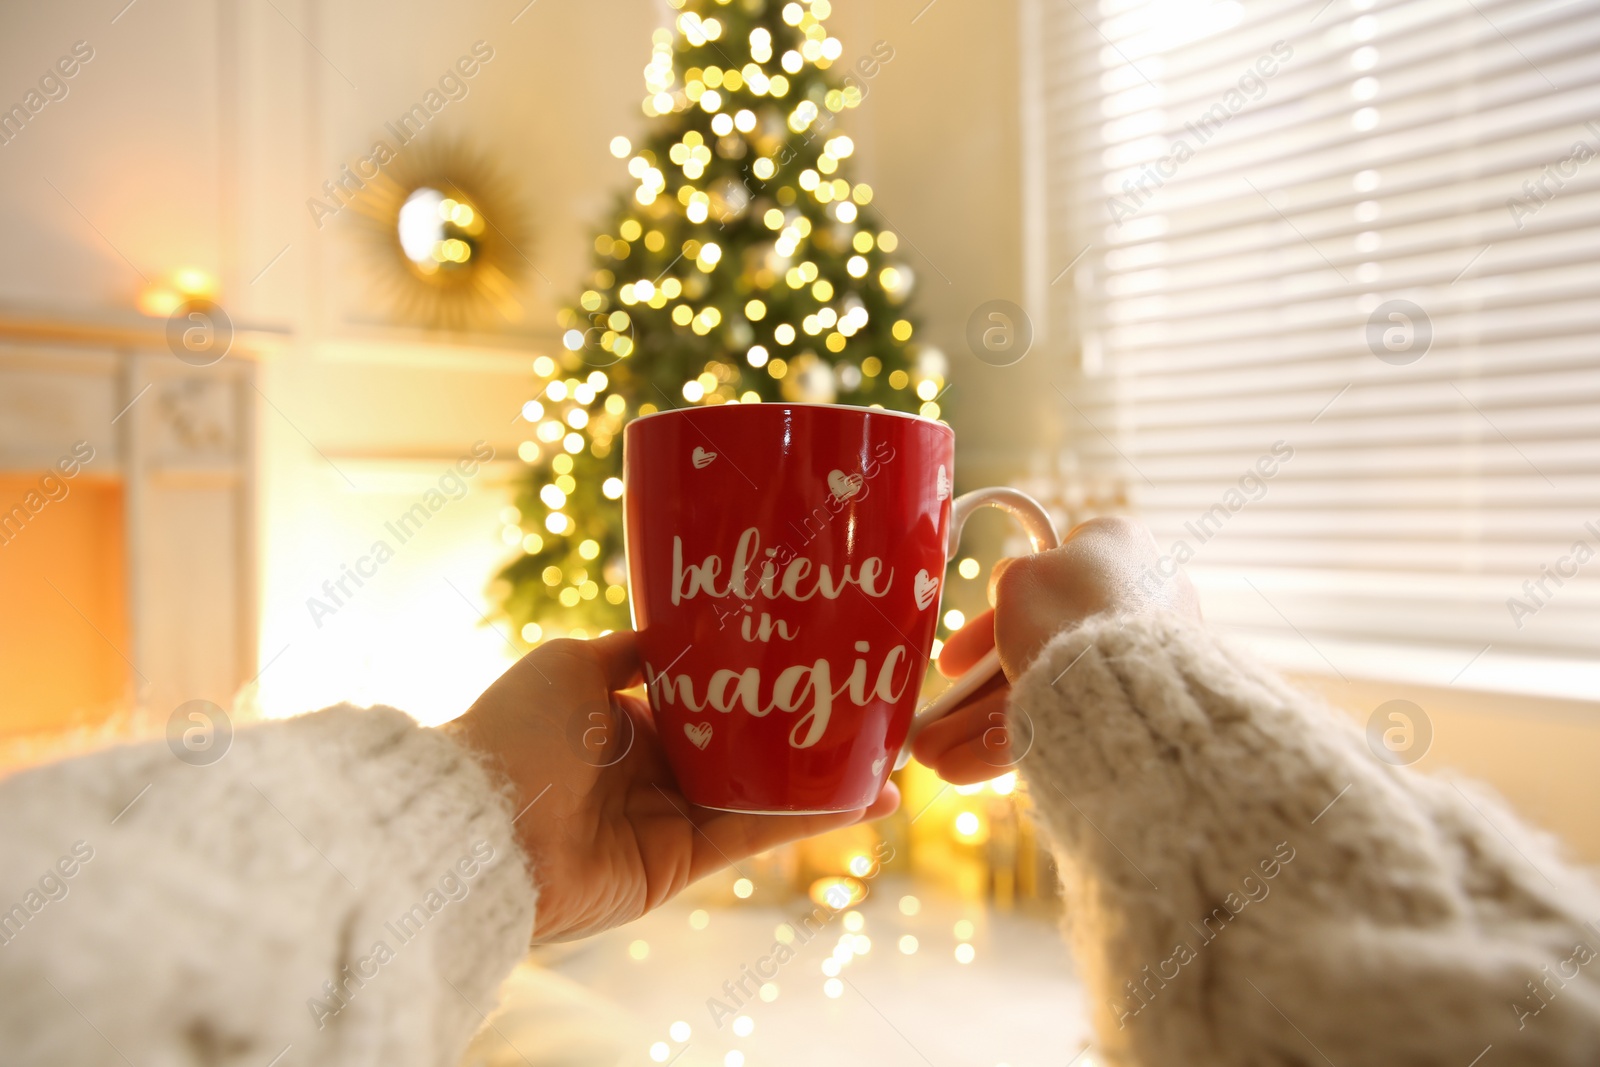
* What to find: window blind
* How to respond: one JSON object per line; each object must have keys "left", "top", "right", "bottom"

{"left": 1025, "top": 0, "right": 1600, "bottom": 698}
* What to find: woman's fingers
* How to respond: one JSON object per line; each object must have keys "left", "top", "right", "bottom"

{"left": 936, "top": 608, "right": 997, "bottom": 678}
{"left": 919, "top": 735, "right": 1019, "bottom": 786}
{"left": 858, "top": 780, "right": 902, "bottom": 821}
{"left": 910, "top": 689, "right": 1022, "bottom": 785}
{"left": 912, "top": 688, "right": 1009, "bottom": 760}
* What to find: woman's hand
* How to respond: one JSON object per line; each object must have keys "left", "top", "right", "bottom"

{"left": 912, "top": 516, "right": 1200, "bottom": 783}
{"left": 443, "top": 632, "right": 899, "bottom": 943}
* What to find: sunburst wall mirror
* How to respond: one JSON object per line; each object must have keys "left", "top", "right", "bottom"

{"left": 351, "top": 140, "right": 533, "bottom": 330}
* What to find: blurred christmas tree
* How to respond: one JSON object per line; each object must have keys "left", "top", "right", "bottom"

{"left": 495, "top": 0, "right": 945, "bottom": 643}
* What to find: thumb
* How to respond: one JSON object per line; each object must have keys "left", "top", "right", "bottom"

{"left": 586, "top": 630, "right": 643, "bottom": 691}
{"left": 987, "top": 557, "right": 1017, "bottom": 608}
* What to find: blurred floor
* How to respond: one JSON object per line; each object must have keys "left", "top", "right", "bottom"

{"left": 465, "top": 875, "right": 1090, "bottom": 1067}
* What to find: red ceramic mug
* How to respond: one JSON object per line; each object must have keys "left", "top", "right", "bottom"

{"left": 624, "top": 403, "right": 1057, "bottom": 813}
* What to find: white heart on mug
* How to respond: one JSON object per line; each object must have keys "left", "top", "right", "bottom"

{"left": 871, "top": 756, "right": 887, "bottom": 776}
{"left": 936, "top": 464, "right": 950, "bottom": 501}
{"left": 828, "top": 469, "right": 864, "bottom": 502}
{"left": 691, "top": 447, "right": 717, "bottom": 469}
{"left": 913, "top": 569, "right": 940, "bottom": 610}
{"left": 684, "top": 722, "right": 713, "bottom": 750}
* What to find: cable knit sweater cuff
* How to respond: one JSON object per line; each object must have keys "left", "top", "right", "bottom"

{"left": 1010, "top": 608, "right": 1335, "bottom": 832}
{"left": 1009, "top": 610, "right": 1600, "bottom": 1066}
{"left": 0, "top": 705, "right": 538, "bottom": 1067}
{"left": 1008, "top": 609, "right": 1316, "bottom": 902}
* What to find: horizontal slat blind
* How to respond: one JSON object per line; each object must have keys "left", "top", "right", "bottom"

{"left": 1033, "top": 0, "right": 1600, "bottom": 697}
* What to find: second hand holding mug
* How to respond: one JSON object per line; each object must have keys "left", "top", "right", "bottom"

{"left": 625, "top": 403, "right": 1057, "bottom": 813}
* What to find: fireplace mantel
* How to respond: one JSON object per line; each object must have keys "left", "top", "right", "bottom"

{"left": 0, "top": 309, "right": 289, "bottom": 739}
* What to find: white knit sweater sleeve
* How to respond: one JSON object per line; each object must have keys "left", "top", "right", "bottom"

{"left": 1011, "top": 611, "right": 1600, "bottom": 1067}
{"left": 0, "top": 705, "right": 537, "bottom": 1067}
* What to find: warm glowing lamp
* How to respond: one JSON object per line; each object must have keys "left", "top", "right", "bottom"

{"left": 137, "top": 267, "right": 219, "bottom": 318}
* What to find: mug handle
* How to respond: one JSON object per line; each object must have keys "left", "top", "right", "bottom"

{"left": 895, "top": 487, "right": 1060, "bottom": 770}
